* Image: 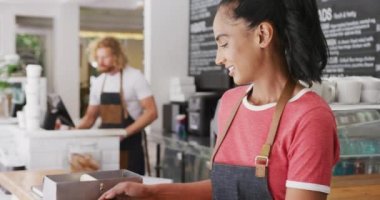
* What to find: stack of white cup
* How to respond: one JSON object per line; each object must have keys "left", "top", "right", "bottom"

{"left": 24, "top": 64, "right": 42, "bottom": 131}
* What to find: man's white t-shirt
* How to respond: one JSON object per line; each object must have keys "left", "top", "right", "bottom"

{"left": 89, "top": 66, "right": 153, "bottom": 120}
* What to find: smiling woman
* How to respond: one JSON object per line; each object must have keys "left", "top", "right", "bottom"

{"left": 98, "top": 0, "right": 338, "bottom": 200}
{"left": 210, "top": 1, "right": 336, "bottom": 199}
{"left": 213, "top": 8, "right": 265, "bottom": 86}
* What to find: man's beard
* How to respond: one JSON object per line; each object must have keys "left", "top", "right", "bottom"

{"left": 97, "top": 65, "right": 115, "bottom": 73}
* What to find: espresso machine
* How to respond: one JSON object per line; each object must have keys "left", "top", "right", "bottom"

{"left": 187, "top": 92, "right": 221, "bottom": 141}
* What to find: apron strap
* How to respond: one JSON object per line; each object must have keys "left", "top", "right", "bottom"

{"left": 119, "top": 70, "right": 129, "bottom": 119}
{"left": 255, "top": 79, "right": 296, "bottom": 177}
{"left": 209, "top": 79, "right": 296, "bottom": 177}
{"left": 208, "top": 88, "right": 247, "bottom": 170}
{"left": 100, "top": 70, "right": 129, "bottom": 119}
{"left": 100, "top": 73, "right": 107, "bottom": 92}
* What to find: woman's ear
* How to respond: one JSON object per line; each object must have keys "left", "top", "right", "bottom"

{"left": 257, "top": 22, "right": 274, "bottom": 48}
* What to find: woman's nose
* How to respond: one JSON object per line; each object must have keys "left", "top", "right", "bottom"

{"left": 215, "top": 50, "right": 225, "bottom": 66}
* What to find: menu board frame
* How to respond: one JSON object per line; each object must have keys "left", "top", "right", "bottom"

{"left": 317, "top": 0, "right": 380, "bottom": 77}
{"left": 188, "top": 0, "right": 221, "bottom": 76}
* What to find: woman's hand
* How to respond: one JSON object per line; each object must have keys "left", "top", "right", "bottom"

{"left": 98, "top": 182, "right": 155, "bottom": 200}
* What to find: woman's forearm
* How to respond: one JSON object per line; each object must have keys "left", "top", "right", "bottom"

{"left": 98, "top": 180, "right": 212, "bottom": 200}
{"left": 149, "top": 180, "right": 212, "bottom": 200}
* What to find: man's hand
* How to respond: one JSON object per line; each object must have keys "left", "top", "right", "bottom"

{"left": 119, "top": 130, "right": 128, "bottom": 141}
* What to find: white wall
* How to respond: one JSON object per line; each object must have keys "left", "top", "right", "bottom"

{"left": 0, "top": 1, "right": 80, "bottom": 119}
{"left": 0, "top": 4, "right": 17, "bottom": 55}
{"left": 144, "top": 0, "right": 190, "bottom": 132}
{"left": 54, "top": 2, "right": 80, "bottom": 120}
{"left": 1, "top": 0, "right": 190, "bottom": 127}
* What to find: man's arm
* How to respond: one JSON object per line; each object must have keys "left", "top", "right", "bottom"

{"left": 124, "top": 96, "right": 158, "bottom": 136}
{"left": 76, "top": 105, "right": 99, "bottom": 129}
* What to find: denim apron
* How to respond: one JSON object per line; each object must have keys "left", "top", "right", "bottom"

{"left": 99, "top": 71, "right": 145, "bottom": 175}
{"left": 210, "top": 79, "right": 296, "bottom": 200}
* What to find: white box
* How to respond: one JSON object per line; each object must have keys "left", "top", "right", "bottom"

{"left": 170, "top": 77, "right": 195, "bottom": 85}
{"left": 41, "top": 170, "right": 142, "bottom": 200}
{"left": 16, "top": 129, "right": 122, "bottom": 171}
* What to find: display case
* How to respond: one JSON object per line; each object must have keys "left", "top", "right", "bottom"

{"left": 150, "top": 105, "right": 380, "bottom": 182}
{"left": 147, "top": 133, "right": 211, "bottom": 182}
{"left": 332, "top": 105, "right": 380, "bottom": 176}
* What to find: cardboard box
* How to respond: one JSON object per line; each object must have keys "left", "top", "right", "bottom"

{"left": 40, "top": 170, "right": 142, "bottom": 200}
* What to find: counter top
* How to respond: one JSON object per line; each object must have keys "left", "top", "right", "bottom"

{"left": 0, "top": 170, "right": 172, "bottom": 200}
{"left": 0, "top": 170, "right": 379, "bottom": 200}
{"left": 1, "top": 124, "right": 124, "bottom": 171}
{"left": 0, "top": 118, "right": 17, "bottom": 125}
{"left": 328, "top": 174, "right": 380, "bottom": 200}
{"left": 0, "top": 169, "right": 67, "bottom": 200}
{"left": 0, "top": 124, "right": 126, "bottom": 138}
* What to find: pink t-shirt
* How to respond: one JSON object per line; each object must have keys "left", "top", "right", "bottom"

{"left": 214, "top": 85, "right": 340, "bottom": 200}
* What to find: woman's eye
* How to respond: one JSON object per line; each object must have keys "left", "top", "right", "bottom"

{"left": 220, "top": 43, "right": 228, "bottom": 48}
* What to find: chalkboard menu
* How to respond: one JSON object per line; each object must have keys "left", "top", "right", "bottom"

{"left": 189, "top": 0, "right": 221, "bottom": 76}
{"left": 317, "top": 0, "right": 380, "bottom": 76}
{"left": 188, "top": 0, "right": 380, "bottom": 77}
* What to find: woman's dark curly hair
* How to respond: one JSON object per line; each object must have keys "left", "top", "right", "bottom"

{"left": 218, "top": 0, "right": 329, "bottom": 85}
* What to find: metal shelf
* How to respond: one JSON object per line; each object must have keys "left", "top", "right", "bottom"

{"left": 340, "top": 154, "right": 380, "bottom": 159}
{"left": 330, "top": 104, "right": 380, "bottom": 111}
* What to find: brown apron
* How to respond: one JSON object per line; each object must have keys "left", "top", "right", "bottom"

{"left": 99, "top": 71, "right": 145, "bottom": 175}
{"left": 210, "top": 79, "right": 296, "bottom": 199}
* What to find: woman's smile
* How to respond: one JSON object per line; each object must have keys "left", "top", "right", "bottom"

{"left": 227, "top": 66, "right": 235, "bottom": 76}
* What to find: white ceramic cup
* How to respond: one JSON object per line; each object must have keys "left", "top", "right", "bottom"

{"left": 26, "top": 95, "right": 39, "bottom": 106}
{"left": 25, "top": 105, "right": 40, "bottom": 118}
{"left": 361, "top": 77, "right": 380, "bottom": 90}
{"left": 336, "top": 79, "right": 362, "bottom": 104}
{"left": 310, "top": 80, "right": 336, "bottom": 103}
{"left": 321, "top": 80, "right": 336, "bottom": 103}
{"left": 361, "top": 90, "right": 380, "bottom": 103}
{"left": 24, "top": 83, "right": 39, "bottom": 95}
{"left": 356, "top": 77, "right": 380, "bottom": 103}
{"left": 26, "top": 118, "right": 40, "bottom": 131}
{"left": 17, "top": 111, "right": 25, "bottom": 128}
{"left": 310, "top": 82, "right": 323, "bottom": 96}
{"left": 27, "top": 77, "right": 40, "bottom": 86}
{"left": 26, "top": 64, "right": 42, "bottom": 78}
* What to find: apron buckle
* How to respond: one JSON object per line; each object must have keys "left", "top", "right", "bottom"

{"left": 255, "top": 156, "right": 269, "bottom": 178}
{"left": 255, "top": 156, "right": 269, "bottom": 167}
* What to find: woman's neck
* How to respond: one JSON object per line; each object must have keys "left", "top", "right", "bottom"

{"left": 249, "top": 76, "right": 288, "bottom": 105}
{"left": 248, "top": 52, "right": 301, "bottom": 105}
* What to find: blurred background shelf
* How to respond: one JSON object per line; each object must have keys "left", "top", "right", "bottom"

{"left": 340, "top": 154, "right": 380, "bottom": 159}
{"left": 334, "top": 108, "right": 380, "bottom": 176}
{"left": 330, "top": 104, "right": 380, "bottom": 111}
